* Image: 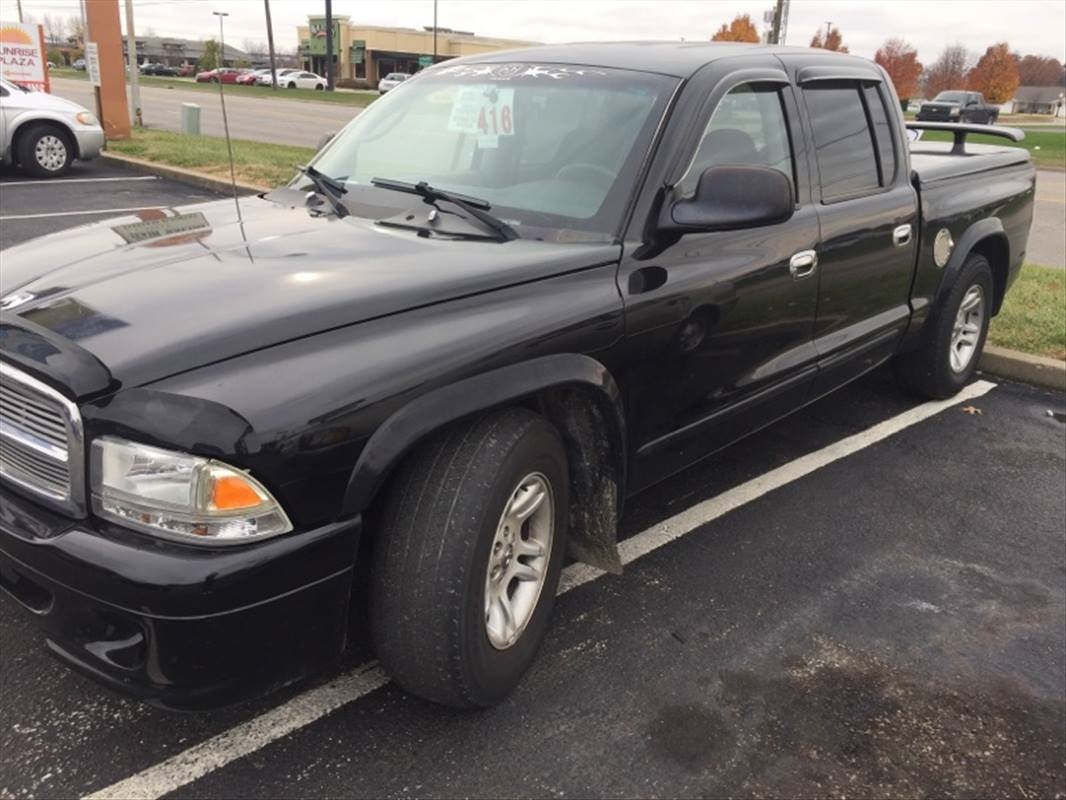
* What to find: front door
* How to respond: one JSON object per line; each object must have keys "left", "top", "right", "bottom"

{"left": 618, "top": 71, "right": 821, "bottom": 492}
{"left": 794, "top": 75, "right": 918, "bottom": 395}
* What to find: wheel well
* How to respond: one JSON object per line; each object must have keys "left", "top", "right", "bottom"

{"left": 12, "top": 119, "right": 78, "bottom": 162}
{"left": 534, "top": 385, "right": 626, "bottom": 574}
{"left": 361, "top": 385, "right": 627, "bottom": 575}
{"left": 969, "top": 234, "right": 1010, "bottom": 315}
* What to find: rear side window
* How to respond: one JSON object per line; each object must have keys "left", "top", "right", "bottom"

{"left": 863, "top": 84, "right": 897, "bottom": 184}
{"left": 803, "top": 82, "right": 880, "bottom": 202}
{"left": 679, "top": 83, "right": 795, "bottom": 196}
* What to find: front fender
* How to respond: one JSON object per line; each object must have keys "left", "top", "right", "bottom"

{"left": 9, "top": 111, "right": 79, "bottom": 156}
{"left": 340, "top": 353, "right": 625, "bottom": 516}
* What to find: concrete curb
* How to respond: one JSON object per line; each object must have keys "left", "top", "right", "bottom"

{"left": 980, "top": 345, "right": 1066, "bottom": 392}
{"left": 100, "top": 152, "right": 269, "bottom": 195}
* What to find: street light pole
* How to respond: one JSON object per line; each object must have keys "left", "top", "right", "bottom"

{"left": 433, "top": 0, "right": 438, "bottom": 63}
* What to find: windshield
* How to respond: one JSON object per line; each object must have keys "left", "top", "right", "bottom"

{"left": 934, "top": 92, "right": 967, "bottom": 103}
{"left": 306, "top": 62, "right": 677, "bottom": 241}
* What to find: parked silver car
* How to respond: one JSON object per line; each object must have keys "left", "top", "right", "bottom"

{"left": 377, "top": 72, "right": 411, "bottom": 94}
{"left": 0, "top": 78, "right": 104, "bottom": 177}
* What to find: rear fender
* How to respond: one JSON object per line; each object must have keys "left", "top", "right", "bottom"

{"left": 935, "top": 217, "right": 1009, "bottom": 313}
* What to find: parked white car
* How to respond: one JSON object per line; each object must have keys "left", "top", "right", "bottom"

{"left": 255, "top": 68, "right": 299, "bottom": 86}
{"left": 283, "top": 71, "right": 327, "bottom": 90}
{"left": 0, "top": 78, "right": 104, "bottom": 177}
{"left": 378, "top": 72, "right": 411, "bottom": 94}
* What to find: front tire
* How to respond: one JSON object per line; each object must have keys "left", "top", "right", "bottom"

{"left": 370, "top": 408, "right": 569, "bottom": 708}
{"left": 895, "top": 253, "right": 994, "bottom": 399}
{"left": 17, "top": 123, "right": 73, "bottom": 177}
{"left": 288, "top": 81, "right": 296, "bottom": 89}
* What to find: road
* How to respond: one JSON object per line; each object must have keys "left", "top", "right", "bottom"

{"left": 1032, "top": 169, "right": 1066, "bottom": 269}
{"left": 0, "top": 165, "right": 1064, "bottom": 800}
{"left": 50, "top": 77, "right": 364, "bottom": 148}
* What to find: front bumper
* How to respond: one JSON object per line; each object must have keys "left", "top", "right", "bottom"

{"left": 73, "top": 126, "right": 105, "bottom": 160}
{"left": 0, "top": 485, "right": 360, "bottom": 710}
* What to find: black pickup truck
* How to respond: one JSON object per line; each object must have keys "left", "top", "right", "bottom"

{"left": 917, "top": 90, "right": 1000, "bottom": 124}
{"left": 0, "top": 43, "right": 1035, "bottom": 710}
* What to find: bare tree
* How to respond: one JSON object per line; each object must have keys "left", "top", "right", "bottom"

{"left": 41, "top": 13, "right": 65, "bottom": 46}
{"left": 923, "top": 44, "right": 970, "bottom": 97}
{"left": 65, "top": 15, "right": 85, "bottom": 45}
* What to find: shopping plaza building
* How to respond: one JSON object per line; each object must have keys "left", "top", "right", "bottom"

{"left": 296, "top": 16, "right": 536, "bottom": 83}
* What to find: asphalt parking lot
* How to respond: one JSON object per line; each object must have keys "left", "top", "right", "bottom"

{"left": 0, "top": 160, "right": 224, "bottom": 250}
{"left": 1, "top": 163, "right": 1065, "bottom": 799}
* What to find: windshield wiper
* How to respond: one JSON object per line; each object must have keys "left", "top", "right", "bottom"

{"left": 371, "top": 178, "right": 518, "bottom": 242}
{"left": 297, "top": 164, "right": 349, "bottom": 218}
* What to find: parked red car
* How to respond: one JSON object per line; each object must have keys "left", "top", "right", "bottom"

{"left": 236, "top": 68, "right": 271, "bottom": 85}
{"left": 195, "top": 68, "right": 244, "bottom": 84}
{"left": 177, "top": 64, "right": 196, "bottom": 77}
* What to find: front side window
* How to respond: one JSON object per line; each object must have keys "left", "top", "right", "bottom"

{"left": 679, "top": 83, "right": 794, "bottom": 196}
{"left": 803, "top": 82, "right": 881, "bottom": 202}
{"left": 308, "top": 63, "right": 677, "bottom": 241}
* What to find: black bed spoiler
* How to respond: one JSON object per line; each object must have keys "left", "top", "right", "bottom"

{"left": 905, "top": 122, "right": 1026, "bottom": 155}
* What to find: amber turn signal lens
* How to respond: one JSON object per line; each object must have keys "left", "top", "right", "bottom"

{"left": 211, "top": 474, "right": 263, "bottom": 510}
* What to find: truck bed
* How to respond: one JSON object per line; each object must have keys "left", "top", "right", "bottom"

{"left": 910, "top": 142, "right": 1031, "bottom": 184}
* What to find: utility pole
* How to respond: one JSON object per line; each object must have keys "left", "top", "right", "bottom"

{"left": 824, "top": 21, "right": 832, "bottom": 44}
{"left": 769, "top": 0, "right": 783, "bottom": 45}
{"left": 433, "top": 0, "right": 438, "bottom": 63}
{"left": 324, "top": 0, "right": 334, "bottom": 90}
{"left": 16, "top": 0, "right": 23, "bottom": 23}
{"left": 124, "top": 0, "right": 142, "bottom": 127}
{"left": 264, "top": 0, "right": 278, "bottom": 89}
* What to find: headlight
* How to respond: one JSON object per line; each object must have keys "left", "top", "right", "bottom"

{"left": 949, "top": 107, "right": 961, "bottom": 117}
{"left": 75, "top": 111, "right": 98, "bottom": 126}
{"left": 90, "top": 437, "right": 292, "bottom": 544}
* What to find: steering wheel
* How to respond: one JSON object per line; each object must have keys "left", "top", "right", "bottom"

{"left": 555, "top": 163, "right": 616, "bottom": 185}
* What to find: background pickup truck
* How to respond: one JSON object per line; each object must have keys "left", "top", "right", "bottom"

{"left": 0, "top": 43, "right": 1035, "bottom": 711}
{"left": 917, "top": 90, "right": 1001, "bottom": 124}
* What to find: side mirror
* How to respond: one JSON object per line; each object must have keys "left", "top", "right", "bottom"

{"left": 660, "top": 165, "right": 794, "bottom": 234}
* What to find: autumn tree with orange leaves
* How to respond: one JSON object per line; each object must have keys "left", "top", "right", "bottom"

{"left": 810, "top": 26, "right": 848, "bottom": 53}
{"left": 711, "top": 14, "right": 760, "bottom": 43}
{"left": 874, "top": 38, "right": 923, "bottom": 104}
{"left": 967, "top": 42, "right": 1020, "bottom": 104}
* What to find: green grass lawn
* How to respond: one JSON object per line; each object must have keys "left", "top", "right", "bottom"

{"left": 51, "top": 68, "right": 377, "bottom": 107}
{"left": 915, "top": 127, "right": 1065, "bottom": 170}
{"left": 989, "top": 264, "right": 1066, "bottom": 361}
{"left": 107, "top": 128, "right": 313, "bottom": 188}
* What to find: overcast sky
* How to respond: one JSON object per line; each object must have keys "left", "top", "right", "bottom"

{"left": 14, "top": 0, "right": 1066, "bottom": 64}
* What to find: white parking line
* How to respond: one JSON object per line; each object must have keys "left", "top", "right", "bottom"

{"left": 0, "top": 207, "right": 165, "bottom": 220}
{"left": 83, "top": 379, "right": 996, "bottom": 800}
{"left": 0, "top": 176, "right": 160, "bottom": 186}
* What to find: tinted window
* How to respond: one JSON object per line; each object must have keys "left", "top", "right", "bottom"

{"left": 680, "top": 84, "right": 794, "bottom": 195}
{"left": 863, "top": 84, "right": 896, "bottom": 184}
{"left": 803, "top": 83, "right": 880, "bottom": 202}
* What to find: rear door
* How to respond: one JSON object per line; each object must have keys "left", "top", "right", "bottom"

{"left": 792, "top": 68, "right": 918, "bottom": 395}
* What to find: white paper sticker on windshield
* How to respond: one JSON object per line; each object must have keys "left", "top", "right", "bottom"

{"left": 448, "top": 85, "right": 515, "bottom": 138}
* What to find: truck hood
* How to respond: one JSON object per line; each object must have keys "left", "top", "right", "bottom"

{"left": 0, "top": 194, "right": 618, "bottom": 391}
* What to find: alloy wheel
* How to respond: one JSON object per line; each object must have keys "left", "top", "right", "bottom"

{"left": 484, "top": 472, "right": 554, "bottom": 650}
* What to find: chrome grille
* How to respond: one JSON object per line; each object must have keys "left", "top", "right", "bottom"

{"left": 0, "top": 362, "right": 86, "bottom": 516}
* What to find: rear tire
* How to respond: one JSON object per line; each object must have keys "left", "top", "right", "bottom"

{"left": 370, "top": 408, "right": 569, "bottom": 708}
{"left": 895, "top": 253, "right": 994, "bottom": 399}
{"left": 17, "top": 123, "right": 73, "bottom": 177}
